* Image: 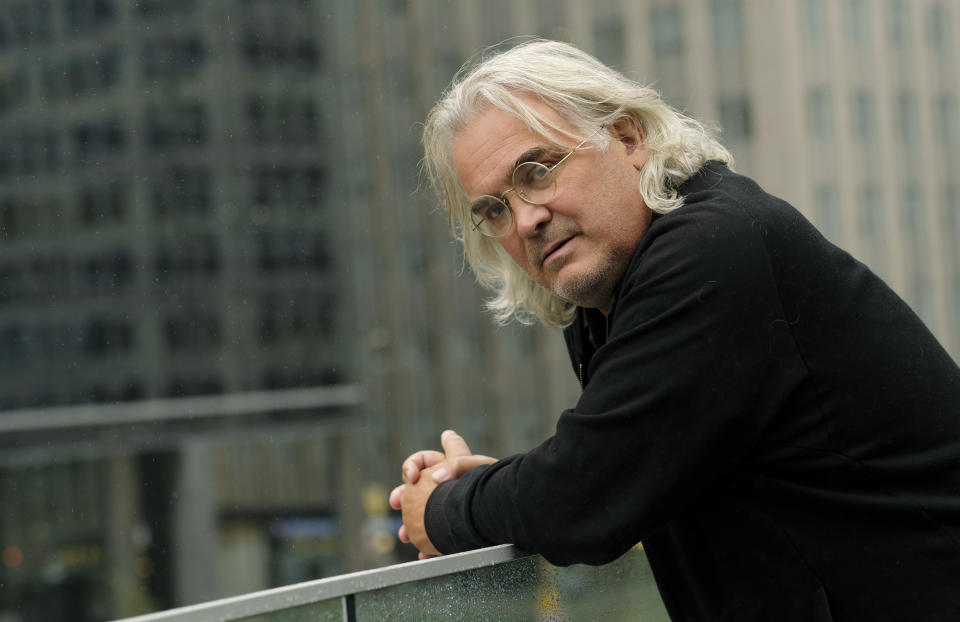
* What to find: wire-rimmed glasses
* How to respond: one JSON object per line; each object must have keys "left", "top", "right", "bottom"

{"left": 469, "top": 127, "right": 604, "bottom": 238}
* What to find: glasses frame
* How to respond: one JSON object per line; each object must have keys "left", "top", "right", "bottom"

{"left": 469, "top": 126, "right": 605, "bottom": 238}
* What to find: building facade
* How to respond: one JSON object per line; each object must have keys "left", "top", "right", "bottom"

{"left": 0, "top": 0, "right": 958, "bottom": 620}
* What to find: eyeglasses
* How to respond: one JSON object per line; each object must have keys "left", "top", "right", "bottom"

{"left": 469, "top": 127, "right": 604, "bottom": 238}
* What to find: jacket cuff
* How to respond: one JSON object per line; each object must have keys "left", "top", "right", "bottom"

{"left": 424, "top": 479, "right": 458, "bottom": 554}
{"left": 423, "top": 468, "right": 496, "bottom": 554}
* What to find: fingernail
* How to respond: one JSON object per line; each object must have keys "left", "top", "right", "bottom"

{"left": 432, "top": 468, "right": 448, "bottom": 482}
{"left": 405, "top": 466, "right": 415, "bottom": 480}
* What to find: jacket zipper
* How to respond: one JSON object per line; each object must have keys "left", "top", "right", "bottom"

{"left": 578, "top": 362, "right": 584, "bottom": 390}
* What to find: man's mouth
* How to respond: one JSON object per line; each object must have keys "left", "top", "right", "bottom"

{"left": 541, "top": 235, "right": 576, "bottom": 266}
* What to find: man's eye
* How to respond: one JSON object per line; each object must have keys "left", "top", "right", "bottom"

{"left": 515, "top": 162, "right": 552, "bottom": 190}
{"left": 484, "top": 203, "right": 506, "bottom": 220}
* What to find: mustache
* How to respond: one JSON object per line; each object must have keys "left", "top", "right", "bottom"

{"left": 527, "top": 224, "right": 580, "bottom": 267}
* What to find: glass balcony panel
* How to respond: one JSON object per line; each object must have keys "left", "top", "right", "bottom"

{"left": 235, "top": 599, "right": 344, "bottom": 622}
{"left": 354, "top": 546, "right": 669, "bottom": 621}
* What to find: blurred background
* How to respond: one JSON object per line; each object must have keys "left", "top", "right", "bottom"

{"left": 0, "top": 0, "right": 957, "bottom": 620}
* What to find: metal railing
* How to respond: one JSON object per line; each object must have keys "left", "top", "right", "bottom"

{"left": 112, "top": 544, "right": 670, "bottom": 622}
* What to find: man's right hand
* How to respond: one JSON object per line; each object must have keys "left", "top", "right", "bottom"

{"left": 388, "top": 430, "right": 497, "bottom": 557}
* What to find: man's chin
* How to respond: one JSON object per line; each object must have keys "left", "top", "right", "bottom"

{"left": 549, "top": 269, "right": 616, "bottom": 310}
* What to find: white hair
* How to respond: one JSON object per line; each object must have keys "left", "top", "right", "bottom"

{"left": 421, "top": 39, "right": 733, "bottom": 328}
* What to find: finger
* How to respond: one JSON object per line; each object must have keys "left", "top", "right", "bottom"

{"left": 418, "top": 552, "right": 437, "bottom": 560}
{"left": 403, "top": 450, "right": 446, "bottom": 483}
{"left": 433, "top": 454, "right": 498, "bottom": 482}
{"left": 398, "top": 524, "right": 410, "bottom": 544}
{"left": 440, "top": 429, "right": 473, "bottom": 459}
{"left": 388, "top": 484, "right": 404, "bottom": 510}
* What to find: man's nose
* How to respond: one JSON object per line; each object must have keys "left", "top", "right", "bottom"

{"left": 512, "top": 196, "right": 552, "bottom": 238}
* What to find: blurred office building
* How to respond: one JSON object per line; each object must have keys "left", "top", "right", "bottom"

{"left": 0, "top": 0, "right": 958, "bottom": 620}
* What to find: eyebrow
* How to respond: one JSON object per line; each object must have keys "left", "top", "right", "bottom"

{"left": 510, "top": 147, "right": 548, "bottom": 174}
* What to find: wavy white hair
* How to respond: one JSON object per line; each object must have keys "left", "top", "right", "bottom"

{"left": 421, "top": 39, "right": 732, "bottom": 328}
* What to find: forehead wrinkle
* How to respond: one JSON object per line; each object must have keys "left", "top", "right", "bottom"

{"left": 456, "top": 130, "right": 527, "bottom": 198}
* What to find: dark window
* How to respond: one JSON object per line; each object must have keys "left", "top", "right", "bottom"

{"left": 718, "top": 95, "right": 752, "bottom": 141}
{"left": 83, "top": 317, "right": 134, "bottom": 356}
{"left": 711, "top": 0, "right": 744, "bottom": 50}
{"left": 163, "top": 312, "right": 221, "bottom": 352}
{"left": 66, "top": 0, "right": 117, "bottom": 34}
{"left": 650, "top": 6, "right": 685, "bottom": 55}
{"left": 146, "top": 102, "right": 207, "bottom": 149}
{"left": 152, "top": 166, "right": 212, "bottom": 219}
{"left": 141, "top": 36, "right": 206, "bottom": 81}
{"left": 256, "top": 232, "right": 330, "bottom": 274}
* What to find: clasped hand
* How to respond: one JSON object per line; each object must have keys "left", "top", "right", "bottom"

{"left": 388, "top": 430, "right": 496, "bottom": 559}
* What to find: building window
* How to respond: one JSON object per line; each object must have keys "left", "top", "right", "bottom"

{"left": 937, "top": 94, "right": 959, "bottom": 145}
{"left": 79, "top": 181, "right": 126, "bottom": 226}
{"left": 806, "top": 87, "right": 834, "bottom": 138}
{"left": 894, "top": 91, "right": 919, "bottom": 143}
{"left": 241, "top": 31, "right": 319, "bottom": 71}
{"left": 165, "top": 375, "right": 223, "bottom": 398}
{"left": 887, "top": 0, "right": 909, "bottom": 45}
{"left": 81, "top": 249, "right": 135, "bottom": 292}
{"left": 145, "top": 102, "right": 207, "bottom": 150}
{"left": 154, "top": 235, "right": 220, "bottom": 281}
{"left": 256, "top": 232, "right": 330, "bottom": 274}
{"left": 246, "top": 96, "right": 320, "bottom": 145}
{"left": 11, "top": 1, "right": 54, "bottom": 43}
{"left": 251, "top": 165, "right": 325, "bottom": 209}
{"left": 851, "top": 89, "right": 876, "bottom": 140}
{"left": 800, "top": 0, "right": 826, "bottom": 40}
{"left": 258, "top": 294, "right": 335, "bottom": 345}
{"left": 650, "top": 6, "right": 684, "bottom": 55}
{"left": 83, "top": 316, "right": 134, "bottom": 357}
{"left": 845, "top": 0, "right": 868, "bottom": 43}
{"left": 152, "top": 166, "right": 212, "bottom": 219}
{"left": 65, "top": 0, "right": 117, "bottom": 35}
{"left": 72, "top": 118, "right": 126, "bottom": 166}
{"left": 711, "top": 0, "right": 744, "bottom": 50}
{"left": 815, "top": 184, "right": 841, "bottom": 241}
{"left": 927, "top": 2, "right": 949, "bottom": 50}
{"left": 163, "top": 311, "right": 221, "bottom": 352}
{"left": 717, "top": 95, "right": 752, "bottom": 142}
{"left": 141, "top": 36, "right": 206, "bottom": 81}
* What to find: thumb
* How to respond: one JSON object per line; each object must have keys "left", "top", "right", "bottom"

{"left": 440, "top": 429, "right": 472, "bottom": 459}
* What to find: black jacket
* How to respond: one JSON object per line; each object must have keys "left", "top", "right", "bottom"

{"left": 425, "top": 162, "right": 960, "bottom": 621}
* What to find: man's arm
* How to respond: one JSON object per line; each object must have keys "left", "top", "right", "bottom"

{"left": 415, "top": 201, "right": 809, "bottom": 565}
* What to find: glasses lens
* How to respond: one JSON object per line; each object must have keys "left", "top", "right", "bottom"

{"left": 513, "top": 162, "right": 556, "bottom": 203}
{"left": 470, "top": 195, "right": 512, "bottom": 237}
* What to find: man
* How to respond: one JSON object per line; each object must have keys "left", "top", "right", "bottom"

{"left": 388, "top": 40, "right": 960, "bottom": 621}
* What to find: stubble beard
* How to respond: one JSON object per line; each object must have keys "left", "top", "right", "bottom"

{"left": 549, "top": 255, "right": 620, "bottom": 310}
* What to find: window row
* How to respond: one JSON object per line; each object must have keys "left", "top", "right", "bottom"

{"left": 0, "top": 0, "right": 200, "bottom": 48}
{"left": 247, "top": 95, "right": 322, "bottom": 145}
{"left": 801, "top": 0, "right": 953, "bottom": 49}
{"left": 0, "top": 250, "right": 135, "bottom": 306}
{"left": 806, "top": 89, "right": 959, "bottom": 145}
{"left": 258, "top": 293, "right": 337, "bottom": 345}
{"left": 0, "top": 104, "right": 329, "bottom": 180}
{"left": 0, "top": 315, "right": 134, "bottom": 365}
{"left": 0, "top": 296, "right": 341, "bottom": 364}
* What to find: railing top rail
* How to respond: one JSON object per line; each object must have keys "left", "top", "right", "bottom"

{"left": 111, "top": 544, "right": 527, "bottom": 622}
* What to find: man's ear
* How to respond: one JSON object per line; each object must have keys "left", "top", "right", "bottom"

{"left": 609, "top": 116, "right": 649, "bottom": 169}
{"left": 610, "top": 116, "right": 645, "bottom": 148}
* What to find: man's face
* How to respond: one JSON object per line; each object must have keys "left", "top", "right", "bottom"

{"left": 453, "top": 97, "right": 652, "bottom": 313}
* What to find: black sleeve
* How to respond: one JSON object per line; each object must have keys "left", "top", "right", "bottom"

{"left": 426, "top": 201, "right": 809, "bottom": 565}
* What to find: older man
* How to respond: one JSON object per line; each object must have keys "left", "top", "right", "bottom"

{"left": 389, "top": 40, "right": 960, "bottom": 621}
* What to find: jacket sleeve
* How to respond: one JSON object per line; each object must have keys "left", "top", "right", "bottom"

{"left": 425, "top": 200, "right": 809, "bottom": 565}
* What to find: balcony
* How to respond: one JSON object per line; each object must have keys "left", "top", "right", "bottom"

{"left": 113, "top": 544, "right": 669, "bottom": 621}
